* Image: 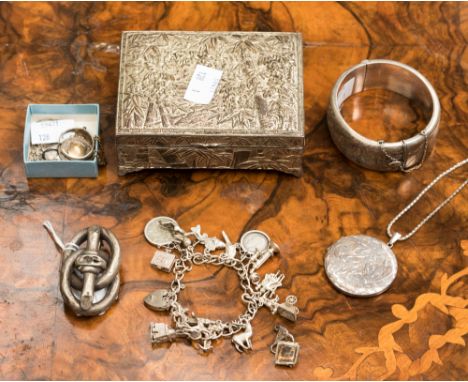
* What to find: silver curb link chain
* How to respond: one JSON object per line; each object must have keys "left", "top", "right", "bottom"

{"left": 145, "top": 221, "right": 299, "bottom": 355}
{"left": 387, "top": 157, "right": 468, "bottom": 243}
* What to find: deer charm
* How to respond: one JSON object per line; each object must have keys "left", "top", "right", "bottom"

{"left": 232, "top": 322, "right": 253, "bottom": 352}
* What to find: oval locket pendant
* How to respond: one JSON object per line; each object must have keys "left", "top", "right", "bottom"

{"left": 324, "top": 235, "right": 398, "bottom": 297}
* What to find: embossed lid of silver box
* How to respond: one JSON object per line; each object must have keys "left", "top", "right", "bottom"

{"left": 116, "top": 31, "right": 304, "bottom": 176}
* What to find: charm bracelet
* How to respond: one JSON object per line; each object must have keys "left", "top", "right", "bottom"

{"left": 143, "top": 217, "right": 300, "bottom": 366}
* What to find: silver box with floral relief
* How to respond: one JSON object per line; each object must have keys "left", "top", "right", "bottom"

{"left": 116, "top": 31, "right": 304, "bottom": 176}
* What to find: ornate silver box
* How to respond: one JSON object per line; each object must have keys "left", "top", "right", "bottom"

{"left": 116, "top": 31, "right": 304, "bottom": 176}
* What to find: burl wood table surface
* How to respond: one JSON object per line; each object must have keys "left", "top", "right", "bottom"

{"left": 0, "top": 2, "right": 467, "bottom": 380}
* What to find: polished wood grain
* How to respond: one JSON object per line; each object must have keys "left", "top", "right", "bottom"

{"left": 0, "top": 2, "right": 467, "bottom": 380}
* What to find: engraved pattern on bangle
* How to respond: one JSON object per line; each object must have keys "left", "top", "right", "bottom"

{"left": 327, "top": 59, "right": 440, "bottom": 172}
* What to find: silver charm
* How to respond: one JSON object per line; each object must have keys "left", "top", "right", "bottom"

{"left": 325, "top": 235, "right": 398, "bottom": 297}
{"left": 144, "top": 216, "right": 181, "bottom": 247}
{"left": 199, "top": 340, "right": 213, "bottom": 352}
{"left": 150, "top": 250, "right": 176, "bottom": 272}
{"left": 232, "top": 322, "right": 253, "bottom": 352}
{"left": 259, "top": 271, "right": 285, "bottom": 295}
{"left": 240, "top": 230, "right": 270, "bottom": 254}
{"left": 241, "top": 230, "right": 280, "bottom": 270}
{"left": 204, "top": 237, "right": 226, "bottom": 252}
{"left": 190, "top": 225, "right": 225, "bottom": 252}
{"left": 186, "top": 316, "right": 221, "bottom": 351}
{"left": 270, "top": 325, "right": 300, "bottom": 367}
{"left": 251, "top": 242, "right": 280, "bottom": 270}
{"left": 277, "top": 295, "right": 299, "bottom": 322}
{"left": 144, "top": 289, "right": 172, "bottom": 311}
{"left": 150, "top": 323, "right": 177, "bottom": 344}
{"left": 221, "top": 231, "right": 237, "bottom": 259}
{"left": 144, "top": 220, "right": 298, "bottom": 357}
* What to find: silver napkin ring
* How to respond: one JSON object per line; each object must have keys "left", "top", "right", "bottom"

{"left": 327, "top": 59, "right": 440, "bottom": 172}
{"left": 58, "top": 127, "right": 95, "bottom": 160}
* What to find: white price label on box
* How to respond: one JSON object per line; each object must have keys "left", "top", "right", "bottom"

{"left": 184, "top": 64, "right": 223, "bottom": 104}
{"left": 30, "top": 119, "right": 75, "bottom": 145}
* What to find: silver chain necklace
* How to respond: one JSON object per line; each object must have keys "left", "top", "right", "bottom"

{"left": 324, "top": 158, "right": 468, "bottom": 297}
{"left": 143, "top": 217, "right": 299, "bottom": 357}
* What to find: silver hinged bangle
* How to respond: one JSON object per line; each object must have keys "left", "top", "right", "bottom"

{"left": 327, "top": 59, "right": 440, "bottom": 172}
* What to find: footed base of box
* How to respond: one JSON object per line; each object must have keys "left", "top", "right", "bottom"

{"left": 117, "top": 145, "right": 303, "bottom": 177}
{"left": 118, "top": 165, "right": 303, "bottom": 177}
